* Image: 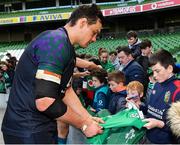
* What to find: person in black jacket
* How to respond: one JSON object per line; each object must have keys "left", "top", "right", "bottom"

{"left": 137, "top": 39, "right": 153, "bottom": 74}
{"left": 126, "top": 30, "right": 142, "bottom": 59}
{"left": 136, "top": 39, "right": 153, "bottom": 95}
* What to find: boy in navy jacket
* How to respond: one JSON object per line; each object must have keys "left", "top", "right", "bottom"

{"left": 108, "top": 71, "right": 127, "bottom": 114}
{"left": 130, "top": 49, "right": 180, "bottom": 144}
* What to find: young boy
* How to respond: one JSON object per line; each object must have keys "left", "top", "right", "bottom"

{"left": 126, "top": 30, "right": 142, "bottom": 59}
{"left": 108, "top": 71, "right": 127, "bottom": 114}
{"left": 126, "top": 81, "right": 144, "bottom": 109}
{"left": 131, "top": 49, "right": 180, "bottom": 144}
{"left": 145, "top": 68, "right": 156, "bottom": 104}
{"left": 90, "top": 69, "right": 109, "bottom": 113}
{"left": 143, "top": 49, "right": 180, "bottom": 144}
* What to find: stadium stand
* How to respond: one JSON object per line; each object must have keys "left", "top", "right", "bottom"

{"left": 0, "top": 32, "right": 179, "bottom": 62}
{"left": 0, "top": 41, "right": 27, "bottom": 60}
{"left": 0, "top": 0, "right": 160, "bottom": 18}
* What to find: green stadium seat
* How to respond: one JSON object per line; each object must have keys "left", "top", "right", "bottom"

{"left": 0, "top": 32, "right": 179, "bottom": 62}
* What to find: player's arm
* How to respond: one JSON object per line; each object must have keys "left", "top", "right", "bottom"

{"left": 34, "top": 70, "right": 104, "bottom": 137}
{"left": 76, "top": 57, "right": 102, "bottom": 70}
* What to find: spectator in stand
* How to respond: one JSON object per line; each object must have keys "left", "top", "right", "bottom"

{"left": 137, "top": 39, "right": 153, "bottom": 74}
{"left": 117, "top": 46, "right": 147, "bottom": 86}
{"left": 5, "top": 53, "right": 17, "bottom": 86}
{"left": 6, "top": 53, "right": 17, "bottom": 70}
{"left": 0, "top": 67, "right": 8, "bottom": 94}
{"left": 145, "top": 68, "right": 156, "bottom": 104}
{"left": 173, "top": 57, "right": 180, "bottom": 79}
{"left": 136, "top": 39, "right": 153, "bottom": 95}
{"left": 0, "top": 62, "right": 11, "bottom": 89}
{"left": 140, "top": 39, "right": 153, "bottom": 57}
{"left": 109, "top": 51, "right": 121, "bottom": 71}
{"left": 82, "top": 57, "right": 102, "bottom": 107}
{"left": 98, "top": 48, "right": 115, "bottom": 72}
{"left": 126, "top": 81, "right": 144, "bottom": 109}
{"left": 108, "top": 71, "right": 127, "bottom": 114}
{"left": 133, "top": 49, "right": 180, "bottom": 144}
{"left": 126, "top": 30, "right": 142, "bottom": 59}
{"left": 0, "top": 62, "right": 11, "bottom": 105}
{"left": 90, "top": 69, "right": 110, "bottom": 113}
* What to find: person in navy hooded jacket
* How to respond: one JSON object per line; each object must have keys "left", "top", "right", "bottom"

{"left": 131, "top": 49, "right": 180, "bottom": 144}
{"left": 108, "top": 71, "right": 127, "bottom": 114}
